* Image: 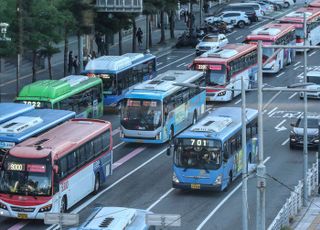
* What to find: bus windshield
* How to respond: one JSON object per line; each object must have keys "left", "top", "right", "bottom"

{"left": 121, "top": 99, "right": 162, "bottom": 131}
{"left": 204, "top": 65, "right": 227, "bottom": 86}
{"left": 0, "top": 156, "right": 52, "bottom": 196}
{"left": 97, "top": 74, "right": 117, "bottom": 95}
{"left": 174, "top": 138, "right": 222, "bottom": 170}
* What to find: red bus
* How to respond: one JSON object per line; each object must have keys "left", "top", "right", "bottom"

{"left": 279, "top": 7, "right": 320, "bottom": 49}
{"left": 245, "top": 23, "right": 296, "bottom": 73}
{"left": 0, "top": 118, "right": 112, "bottom": 219}
{"left": 190, "top": 43, "right": 258, "bottom": 102}
{"left": 309, "top": 0, "right": 320, "bottom": 8}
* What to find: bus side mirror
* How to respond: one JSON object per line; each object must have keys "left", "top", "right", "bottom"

{"left": 166, "top": 143, "right": 174, "bottom": 156}
{"left": 223, "top": 153, "right": 229, "bottom": 162}
{"left": 290, "top": 122, "right": 295, "bottom": 127}
{"left": 53, "top": 165, "right": 59, "bottom": 174}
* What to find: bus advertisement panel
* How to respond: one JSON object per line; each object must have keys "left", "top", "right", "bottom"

{"left": 279, "top": 7, "right": 320, "bottom": 50}
{"left": 16, "top": 75, "right": 103, "bottom": 118}
{"left": 171, "top": 107, "right": 258, "bottom": 191}
{"left": 245, "top": 23, "right": 296, "bottom": 73}
{"left": 191, "top": 44, "right": 258, "bottom": 102}
{"left": 0, "top": 118, "right": 112, "bottom": 219}
{"left": 120, "top": 70, "right": 206, "bottom": 144}
{"left": 0, "top": 109, "right": 75, "bottom": 165}
{"left": 82, "top": 53, "right": 156, "bottom": 110}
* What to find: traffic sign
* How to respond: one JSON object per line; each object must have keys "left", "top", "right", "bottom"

{"left": 44, "top": 213, "right": 79, "bottom": 226}
{"left": 146, "top": 214, "right": 181, "bottom": 227}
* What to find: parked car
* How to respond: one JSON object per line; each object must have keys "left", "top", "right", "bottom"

{"left": 229, "top": 3, "right": 265, "bottom": 19}
{"left": 195, "top": 33, "right": 228, "bottom": 56}
{"left": 205, "top": 11, "right": 251, "bottom": 28}
{"left": 259, "top": 0, "right": 282, "bottom": 11}
{"left": 248, "top": 1, "right": 275, "bottom": 14}
{"left": 69, "top": 207, "right": 155, "bottom": 230}
{"left": 289, "top": 116, "right": 319, "bottom": 149}
{"left": 222, "top": 5, "right": 258, "bottom": 22}
{"left": 268, "top": 0, "right": 295, "bottom": 8}
{"left": 299, "top": 71, "right": 320, "bottom": 99}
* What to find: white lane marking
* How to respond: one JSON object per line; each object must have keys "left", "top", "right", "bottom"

{"left": 7, "top": 221, "right": 29, "bottom": 230}
{"left": 156, "top": 50, "right": 171, "bottom": 58}
{"left": 196, "top": 157, "right": 271, "bottom": 230}
{"left": 112, "top": 127, "right": 120, "bottom": 136}
{"left": 235, "top": 35, "right": 243, "bottom": 40}
{"left": 275, "top": 119, "right": 287, "bottom": 132}
{"left": 289, "top": 92, "right": 297, "bottom": 100}
{"left": 227, "top": 31, "right": 236, "bottom": 36}
{"left": 234, "top": 99, "right": 242, "bottom": 104}
{"left": 294, "top": 61, "right": 301, "bottom": 67}
{"left": 294, "top": 65, "right": 301, "bottom": 70}
{"left": 308, "top": 51, "right": 316, "bottom": 57}
{"left": 268, "top": 107, "right": 278, "bottom": 116}
{"left": 158, "top": 53, "right": 195, "bottom": 71}
{"left": 282, "top": 138, "right": 290, "bottom": 146}
{"left": 177, "top": 62, "right": 186, "bottom": 67}
{"left": 147, "top": 188, "right": 175, "bottom": 211}
{"left": 113, "top": 147, "right": 146, "bottom": 170}
{"left": 276, "top": 72, "right": 284, "bottom": 78}
{"left": 113, "top": 141, "right": 125, "bottom": 150}
{"left": 249, "top": 20, "right": 265, "bottom": 29}
{"left": 158, "top": 62, "right": 163, "bottom": 66}
{"left": 263, "top": 91, "right": 281, "bottom": 110}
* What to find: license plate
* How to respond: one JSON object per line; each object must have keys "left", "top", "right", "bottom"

{"left": 17, "top": 213, "right": 28, "bottom": 219}
{"left": 191, "top": 184, "right": 200, "bottom": 189}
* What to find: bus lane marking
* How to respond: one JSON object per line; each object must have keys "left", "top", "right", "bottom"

{"left": 288, "top": 92, "right": 297, "bottom": 99}
{"left": 112, "top": 147, "right": 146, "bottom": 170}
{"left": 276, "top": 72, "right": 284, "bottom": 78}
{"left": 196, "top": 157, "right": 271, "bottom": 230}
{"left": 282, "top": 138, "right": 290, "bottom": 146}
{"left": 147, "top": 188, "right": 175, "bottom": 211}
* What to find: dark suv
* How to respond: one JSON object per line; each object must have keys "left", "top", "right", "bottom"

{"left": 289, "top": 116, "right": 320, "bottom": 149}
{"left": 222, "top": 5, "right": 258, "bottom": 22}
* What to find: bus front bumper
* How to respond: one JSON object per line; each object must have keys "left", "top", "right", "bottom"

{"left": 121, "top": 137, "right": 165, "bottom": 144}
{"left": 172, "top": 182, "right": 222, "bottom": 191}
{"left": 0, "top": 207, "right": 47, "bottom": 219}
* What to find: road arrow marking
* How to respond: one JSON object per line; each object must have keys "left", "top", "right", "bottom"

{"left": 275, "top": 119, "right": 287, "bottom": 132}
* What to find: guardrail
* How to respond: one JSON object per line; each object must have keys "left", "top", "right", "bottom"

{"left": 268, "top": 154, "right": 319, "bottom": 230}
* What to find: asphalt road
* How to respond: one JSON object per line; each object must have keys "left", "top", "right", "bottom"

{"left": 1, "top": 3, "right": 320, "bottom": 230}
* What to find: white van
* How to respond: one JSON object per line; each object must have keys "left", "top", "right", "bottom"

{"left": 299, "top": 71, "right": 320, "bottom": 99}
{"left": 229, "top": 3, "right": 264, "bottom": 19}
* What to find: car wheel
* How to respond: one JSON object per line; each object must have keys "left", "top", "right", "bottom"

{"left": 246, "top": 19, "right": 252, "bottom": 25}
{"left": 93, "top": 173, "right": 100, "bottom": 194}
{"left": 237, "top": 20, "right": 245, "bottom": 28}
{"left": 60, "top": 196, "right": 67, "bottom": 213}
{"left": 284, "top": 2, "right": 290, "bottom": 8}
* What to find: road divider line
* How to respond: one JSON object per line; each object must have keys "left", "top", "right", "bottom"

{"left": 113, "top": 147, "right": 146, "bottom": 170}
{"left": 294, "top": 61, "right": 301, "bottom": 67}
{"left": 276, "top": 72, "right": 284, "bottom": 78}
{"left": 158, "top": 53, "right": 195, "bottom": 71}
{"left": 289, "top": 92, "right": 297, "bottom": 100}
{"left": 147, "top": 188, "right": 175, "bottom": 211}
{"left": 196, "top": 157, "right": 271, "bottom": 230}
{"left": 8, "top": 221, "right": 29, "bottom": 230}
{"left": 177, "top": 62, "right": 186, "bottom": 67}
{"left": 282, "top": 138, "right": 290, "bottom": 146}
{"left": 268, "top": 107, "right": 278, "bottom": 116}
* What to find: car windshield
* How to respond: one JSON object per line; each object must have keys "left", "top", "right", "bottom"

{"left": 203, "top": 36, "right": 218, "bottom": 42}
{"left": 204, "top": 64, "right": 227, "bottom": 86}
{"left": 0, "top": 156, "right": 52, "bottom": 196}
{"left": 121, "top": 99, "right": 162, "bottom": 131}
{"left": 297, "top": 118, "right": 319, "bottom": 128}
{"left": 174, "top": 138, "right": 222, "bottom": 170}
{"left": 98, "top": 74, "right": 117, "bottom": 95}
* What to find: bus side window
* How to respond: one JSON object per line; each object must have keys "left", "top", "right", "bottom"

{"left": 53, "top": 173, "right": 59, "bottom": 195}
{"left": 117, "top": 79, "right": 123, "bottom": 95}
{"left": 59, "top": 157, "right": 68, "bottom": 179}
{"left": 85, "top": 141, "right": 94, "bottom": 162}
{"left": 102, "top": 131, "right": 110, "bottom": 151}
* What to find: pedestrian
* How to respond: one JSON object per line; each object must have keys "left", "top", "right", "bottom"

{"left": 91, "top": 51, "right": 97, "bottom": 59}
{"left": 68, "top": 51, "right": 73, "bottom": 73}
{"left": 136, "top": 27, "right": 143, "bottom": 48}
{"left": 73, "top": 55, "right": 79, "bottom": 74}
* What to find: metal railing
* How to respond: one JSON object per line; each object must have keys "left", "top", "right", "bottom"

{"left": 268, "top": 154, "right": 319, "bottom": 230}
{"left": 95, "top": 0, "right": 143, "bottom": 12}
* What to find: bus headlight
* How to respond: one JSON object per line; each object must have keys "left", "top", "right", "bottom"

{"left": 217, "top": 91, "right": 226, "bottom": 96}
{"left": 172, "top": 172, "right": 179, "bottom": 183}
{"left": 214, "top": 175, "right": 222, "bottom": 185}
{"left": 0, "top": 202, "right": 7, "bottom": 210}
{"left": 39, "top": 204, "right": 52, "bottom": 212}
{"left": 156, "top": 132, "right": 161, "bottom": 140}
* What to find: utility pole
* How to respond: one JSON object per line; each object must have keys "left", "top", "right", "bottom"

{"left": 199, "top": 0, "right": 203, "bottom": 27}
{"left": 146, "top": 15, "right": 150, "bottom": 51}
{"left": 303, "top": 12, "right": 308, "bottom": 207}
{"left": 241, "top": 75, "right": 248, "bottom": 230}
{"left": 256, "top": 40, "right": 266, "bottom": 230}
{"left": 16, "top": 0, "right": 22, "bottom": 95}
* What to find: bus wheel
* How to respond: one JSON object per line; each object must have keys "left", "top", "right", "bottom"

{"left": 60, "top": 196, "right": 67, "bottom": 213}
{"left": 192, "top": 111, "right": 198, "bottom": 125}
{"left": 228, "top": 172, "right": 233, "bottom": 187}
{"left": 93, "top": 173, "right": 100, "bottom": 194}
{"left": 249, "top": 153, "right": 252, "bottom": 164}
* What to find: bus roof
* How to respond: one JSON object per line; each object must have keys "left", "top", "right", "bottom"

{"left": 176, "top": 107, "right": 258, "bottom": 141}
{"left": 246, "top": 23, "right": 295, "bottom": 42}
{"left": 309, "top": 0, "right": 320, "bottom": 7}
{"left": 83, "top": 53, "right": 156, "bottom": 74}
{"left": 9, "top": 119, "right": 111, "bottom": 159}
{"left": 194, "top": 43, "right": 257, "bottom": 65}
{"left": 0, "top": 103, "right": 34, "bottom": 124}
{"left": 125, "top": 70, "right": 204, "bottom": 100}
{"left": 0, "top": 109, "right": 75, "bottom": 144}
{"left": 16, "top": 75, "right": 102, "bottom": 101}
{"left": 278, "top": 7, "right": 320, "bottom": 26}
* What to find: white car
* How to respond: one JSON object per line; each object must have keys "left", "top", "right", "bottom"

{"left": 267, "top": 0, "right": 295, "bottom": 8}
{"left": 229, "top": 3, "right": 265, "bottom": 19}
{"left": 196, "top": 34, "right": 229, "bottom": 56}
{"left": 299, "top": 71, "right": 320, "bottom": 99}
{"left": 204, "top": 11, "right": 250, "bottom": 28}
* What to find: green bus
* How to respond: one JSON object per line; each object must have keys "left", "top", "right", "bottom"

{"left": 16, "top": 75, "right": 103, "bottom": 118}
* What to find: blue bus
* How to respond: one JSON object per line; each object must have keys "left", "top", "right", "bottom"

{"left": 171, "top": 107, "right": 258, "bottom": 191}
{"left": 0, "top": 109, "right": 75, "bottom": 165}
{"left": 0, "top": 103, "right": 34, "bottom": 124}
{"left": 82, "top": 53, "right": 156, "bottom": 110}
{"left": 120, "top": 70, "right": 206, "bottom": 144}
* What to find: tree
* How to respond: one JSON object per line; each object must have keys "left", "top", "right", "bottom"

{"left": 164, "top": 0, "right": 178, "bottom": 39}
{"left": 143, "top": 0, "right": 157, "bottom": 49}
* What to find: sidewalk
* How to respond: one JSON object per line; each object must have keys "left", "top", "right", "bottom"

{"left": 293, "top": 196, "right": 320, "bottom": 230}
